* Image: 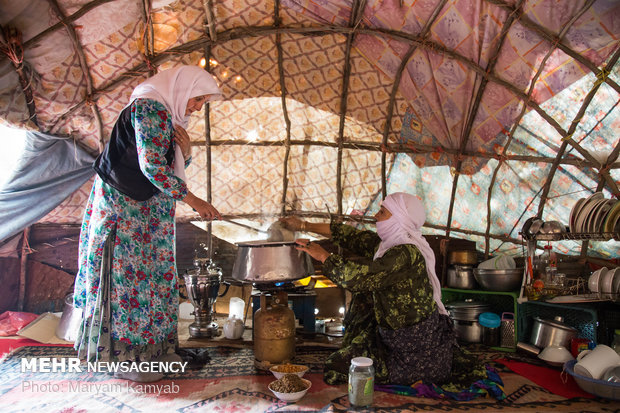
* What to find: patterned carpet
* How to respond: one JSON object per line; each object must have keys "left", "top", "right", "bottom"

{"left": 0, "top": 345, "right": 617, "bottom": 412}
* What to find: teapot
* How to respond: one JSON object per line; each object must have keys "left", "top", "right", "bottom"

{"left": 223, "top": 315, "right": 244, "bottom": 339}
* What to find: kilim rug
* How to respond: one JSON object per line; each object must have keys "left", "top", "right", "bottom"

{"left": 0, "top": 345, "right": 617, "bottom": 412}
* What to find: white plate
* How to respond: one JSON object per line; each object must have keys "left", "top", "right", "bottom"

{"left": 600, "top": 268, "right": 616, "bottom": 299}
{"left": 612, "top": 268, "right": 620, "bottom": 294}
{"left": 570, "top": 198, "right": 586, "bottom": 233}
{"left": 577, "top": 192, "right": 604, "bottom": 232}
{"left": 588, "top": 267, "right": 607, "bottom": 293}
{"left": 577, "top": 196, "right": 604, "bottom": 233}
{"left": 586, "top": 199, "right": 609, "bottom": 233}
{"left": 591, "top": 200, "right": 614, "bottom": 233}
{"left": 603, "top": 201, "right": 620, "bottom": 233}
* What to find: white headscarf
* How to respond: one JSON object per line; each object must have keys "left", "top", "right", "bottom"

{"left": 129, "top": 65, "right": 222, "bottom": 180}
{"left": 373, "top": 192, "right": 448, "bottom": 315}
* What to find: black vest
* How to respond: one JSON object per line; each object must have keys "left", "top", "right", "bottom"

{"left": 94, "top": 105, "right": 175, "bottom": 201}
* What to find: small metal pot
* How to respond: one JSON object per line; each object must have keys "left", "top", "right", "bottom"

{"left": 446, "top": 265, "right": 477, "bottom": 289}
{"left": 529, "top": 316, "right": 578, "bottom": 349}
{"left": 449, "top": 250, "right": 478, "bottom": 265}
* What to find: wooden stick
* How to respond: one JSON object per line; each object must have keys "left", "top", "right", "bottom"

{"left": 484, "top": 0, "right": 594, "bottom": 256}
{"left": 275, "top": 0, "right": 292, "bottom": 216}
{"left": 47, "top": 0, "right": 105, "bottom": 150}
{"left": 18, "top": 227, "right": 31, "bottom": 311}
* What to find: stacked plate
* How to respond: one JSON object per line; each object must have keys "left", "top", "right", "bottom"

{"left": 588, "top": 267, "right": 620, "bottom": 300}
{"left": 569, "top": 192, "right": 620, "bottom": 234}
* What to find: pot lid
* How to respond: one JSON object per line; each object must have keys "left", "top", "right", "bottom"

{"left": 445, "top": 299, "right": 489, "bottom": 309}
{"left": 533, "top": 316, "right": 578, "bottom": 332}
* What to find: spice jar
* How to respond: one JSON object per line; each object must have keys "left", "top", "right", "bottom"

{"left": 348, "top": 357, "right": 374, "bottom": 408}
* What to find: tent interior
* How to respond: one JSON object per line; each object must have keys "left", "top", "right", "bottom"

{"left": 0, "top": 0, "right": 619, "bottom": 410}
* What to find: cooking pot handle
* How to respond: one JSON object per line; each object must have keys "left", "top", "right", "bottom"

{"left": 219, "top": 281, "right": 231, "bottom": 297}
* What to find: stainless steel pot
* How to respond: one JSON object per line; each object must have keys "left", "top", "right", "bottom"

{"left": 446, "top": 265, "right": 476, "bottom": 289}
{"left": 453, "top": 319, "right": 483, "bottom": 343}
{"left": 445, "top": 299, "right": 490, "bottom": 343}
{"left": 232, "top": 241, "right": 314, "bottom": 283}
{"left": 529, "top": 316, "right": 578, "bottom": 349}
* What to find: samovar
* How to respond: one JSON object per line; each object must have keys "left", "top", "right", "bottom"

{"left": 183, "top": 259, "right": 230, "bottom": 338}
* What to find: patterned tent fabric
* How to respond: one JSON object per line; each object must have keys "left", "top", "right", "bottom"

{"left": 0, "top": 0, "right": 618, "bottom": 256}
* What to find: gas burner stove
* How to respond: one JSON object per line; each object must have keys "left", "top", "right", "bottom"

{"left": 252, "top": 281, "right": 302, "bottom": 293}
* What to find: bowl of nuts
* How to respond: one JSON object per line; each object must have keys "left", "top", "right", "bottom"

{"left": 268, "top": 374, "right": 311, "bottom": 403}
{"left": 269, "top": 363, "right": 309, "bottom": 379}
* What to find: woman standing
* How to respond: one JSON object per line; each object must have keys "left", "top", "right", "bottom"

{"left": 282, "top": 192, "right": 485, "bottom": 386}
{"left": 73, "top": 65, "right": 221, "bottom": 381}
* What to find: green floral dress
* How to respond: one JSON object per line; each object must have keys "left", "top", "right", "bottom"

{"left": 322, "top": 223, "right": 485, "bottom": 386}
{"left": 73, "top": 98, "right": 189, "bottom": 363}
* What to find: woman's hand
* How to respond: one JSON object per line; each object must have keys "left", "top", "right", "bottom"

{"left": 183, "top": 192, "right": 221, "bottom": 221}
{"left": 294, "top": 238, "right": 331, "bottom": 263}
{"left": 279, "top": 216, "right": 304, "bottom": 231}
{"left": 173, "top": 125, "right": 191, "bottom": 159}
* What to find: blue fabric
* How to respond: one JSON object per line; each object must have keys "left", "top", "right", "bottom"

{"left": 0, "top": 131, "right": 95, "bottom": 242}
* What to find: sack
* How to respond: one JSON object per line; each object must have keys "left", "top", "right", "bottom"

{"left": 0, "top": 311, "right": 39, "bottom": 336}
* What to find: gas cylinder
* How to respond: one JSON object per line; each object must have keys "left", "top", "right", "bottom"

{"left": 253, "top": 291, "right": 296, "bottom": 370}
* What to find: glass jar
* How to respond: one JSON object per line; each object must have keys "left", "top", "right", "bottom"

{"left": 348, "top": 357, "right": 375, "bottom": 408}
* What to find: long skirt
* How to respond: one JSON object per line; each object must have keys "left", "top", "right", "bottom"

{"left": 73, "top": 176, "right": 179, "bottom": 363}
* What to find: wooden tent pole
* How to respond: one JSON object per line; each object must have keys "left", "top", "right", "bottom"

{"left": 0, "top": 26, "right": 38, "bottom": 128}
{"left": 380, "top": 0, "right": 447, "bottom": 199}
{"left": 274, "top": 0, "right": 293, "bottom": 215}
{"left": 447, "top": 0, "right": 524, "bottom": 239}
{"left": 335, "top": 1, "right": 363, "bottom": 216}
{"left": 483, "top": 0, "right": 594, "bottom": 256}
{"left": 538, "top": 46, "right": 620, "bottom": 220}
{"left": 188, "top": 138, "right": 618, "bottom": 169}
{"left": 47, "top": 22, "right": 616, "bottom": 146}
{"left": 140, "top": 0, "right": 156, "bottom": 77}
{"left": 47, "top": 0, "right": 105, "bottom": 151}
{"left": 486, "top": 0, "right": 620, "bottom": 95}
{"left": 203, "top": 44, "right": 214, "bottom": 259}
{"left": 202, "top": 0, "right": 218, "bottom": 43}
{"left": 18, "top": 227, "right": 31, "bottom": 311}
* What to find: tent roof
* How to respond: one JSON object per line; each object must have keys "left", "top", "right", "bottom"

{"left": 0, "top": 0, "right": 618, "bottom": 257}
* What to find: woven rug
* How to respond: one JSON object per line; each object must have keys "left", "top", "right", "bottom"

{"left": 0, "top": 345, "right": 616, "bottom": 412}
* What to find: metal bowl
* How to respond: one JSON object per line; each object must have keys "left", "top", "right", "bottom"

{"left": 473, "top": 268, "right": 524, "bottom": 291}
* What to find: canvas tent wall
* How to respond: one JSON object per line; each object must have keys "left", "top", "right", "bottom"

{"left": 0, "top": 0, "right": 618, "bottom": 261}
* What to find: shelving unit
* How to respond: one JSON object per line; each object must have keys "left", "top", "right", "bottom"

{"left": 518, "top": 230, "right": 619, "bottom": 345}
{"left": 518, "top": 231, "right": 619, "bottom": 303}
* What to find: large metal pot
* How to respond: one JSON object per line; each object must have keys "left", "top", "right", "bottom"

{"left": 446, "top": 265, "right": 477, "bottom": 289}
{"left": 529, "top": 316, "right": 578, "bottom": 349}
{"left": 445, "top": 299, "right": 490, "bottom": 343}
{"left": 232, "top": 241, "right": 314, "bottom": 284}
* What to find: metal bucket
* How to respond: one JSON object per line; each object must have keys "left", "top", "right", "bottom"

{"left": 55, "top": 293, "right": 83, "bottom": 342}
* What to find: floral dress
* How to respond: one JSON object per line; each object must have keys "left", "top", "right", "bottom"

{"left": 322, "top": 223, "right": 485, "bottom": 387}
{"left": 73, "top": 99, "right": 189, "bottom": 363}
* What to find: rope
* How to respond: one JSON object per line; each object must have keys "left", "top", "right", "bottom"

{"left": 0, "top": 27, "right": 24, "bottom": 65}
